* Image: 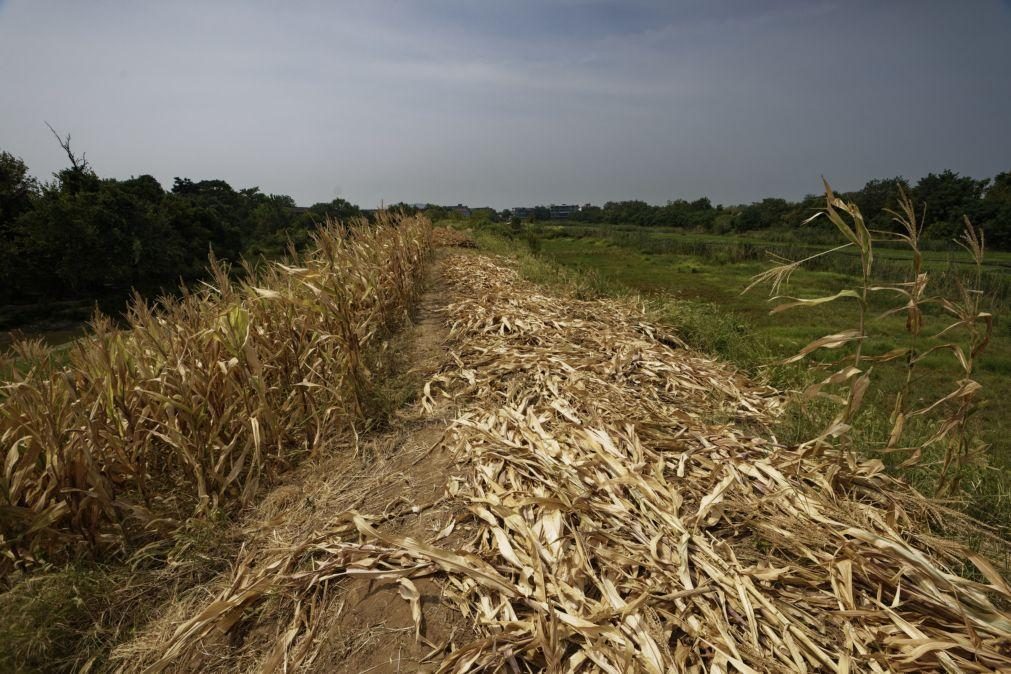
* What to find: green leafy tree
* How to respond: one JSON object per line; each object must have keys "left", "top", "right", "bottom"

{"left": 532, "top": 205, "right": 551, "bottom": 221}
{"left": 601, "top": 200, "right": 650, "bottom": 225}
{"left": 306, "top": 197, "right": 360, "bottom": 222}
{"left": 0, "top": 152, "right": 38, "bottom": 225}
{"left": 848, "top": 177, "right": 910, "bottom": 231}
{"left": 913, "top": 170, "right": 988, "bottom": 238}
{"left": 979, "top": 171, "right": 1011, "bottom": 249}
{"left": 736, "top": 198, "right": 791, "bottom": 231}
{"left": 575, "top": 204, "right": 603, "bottom": 222}
{"left": 471, "top": 207, "right": 498, "bottom": 222}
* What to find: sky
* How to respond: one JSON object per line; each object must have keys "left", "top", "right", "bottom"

{"left": 1, "top": 1, "right": 1010, "bottom": 209}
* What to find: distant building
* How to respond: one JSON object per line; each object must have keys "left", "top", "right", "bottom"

{"left": 452, "top": 203, "right": 471, "bottom": 217}
{"left": 549, "top": 204, "right": 579, "bottom": 219}
{"left": 511, "top": 204, "right": 580, "bottom": 220}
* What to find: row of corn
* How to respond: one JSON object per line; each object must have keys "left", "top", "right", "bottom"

{"left": 0, "top": 212, "right": 432, "bottom": 577}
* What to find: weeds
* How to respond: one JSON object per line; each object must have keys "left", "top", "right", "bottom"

{"left": 569, "top": 223, "right": 1011, "bottom": 310}
{"left": 0, "top": 510, "right": 235, "bottom": 672}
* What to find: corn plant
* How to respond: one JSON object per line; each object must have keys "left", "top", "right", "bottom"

{"left": 0, "top": 212, "right": 432, "bottom": 579}
{"left": 748, "top": 181, "right": 993, "bottom": 494}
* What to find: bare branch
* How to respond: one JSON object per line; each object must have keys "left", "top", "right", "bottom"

{"left": 44, "top": 121, "right": 88, "bottom": 171}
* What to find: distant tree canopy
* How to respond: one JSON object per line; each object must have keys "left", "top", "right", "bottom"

{"left": 0, "top": 149, "right": 361, "bottom": 310}
{"left": 0, "top": 152, "right": 38, "bottom": 225}
{"left": 510, "top": 170, "right": 1010, "bottom": 249}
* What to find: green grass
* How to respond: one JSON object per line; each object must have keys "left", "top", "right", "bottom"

{"left": 0, "top": 513, "right": 233, "bottom": 673}
{"left": 534, "top": 223, "right": 1011, "bottom": 309}
{"left": 466, "top": 223, "right": 1011, "bottom": 545}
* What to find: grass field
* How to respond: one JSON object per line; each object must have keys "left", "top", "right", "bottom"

{"left": 472, "top": 223, "right": 1011, "bottom": 542}
{"left": 532, "top": 222, "right": 1011, "bottom": 307}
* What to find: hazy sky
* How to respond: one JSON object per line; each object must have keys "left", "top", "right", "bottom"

{"left": 2, "top": 1, "right": 1010, "bottom": 208}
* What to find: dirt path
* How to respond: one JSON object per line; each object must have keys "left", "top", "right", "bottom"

{"left": 314, "top": 256, "right": 473, "bottom": 673}
{"left": 111, "top": 253, "right": 471, "bottom": 672}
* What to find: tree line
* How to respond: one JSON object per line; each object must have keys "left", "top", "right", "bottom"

{"left": 505, "top": 171, "right": 1011, "bottom": 249}
{"left": 0, "top": 142, "right": 360, "bottom": 321}
{"left": 3, "top": 138, "right": 1009, "bottom": 330}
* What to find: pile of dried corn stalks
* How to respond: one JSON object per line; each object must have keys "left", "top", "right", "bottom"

{"left": 432, "top": 226, "right": 477, "bottom": 248}
{"left": 139, "top": 252, "right": 1011, "bottom": 672}
{"left": 0, "top": 213, "right": 431, "bottom": 576}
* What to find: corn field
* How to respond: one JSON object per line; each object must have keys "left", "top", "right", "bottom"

{"left": 0, "top": 212, "right": 432, "bottom": 577}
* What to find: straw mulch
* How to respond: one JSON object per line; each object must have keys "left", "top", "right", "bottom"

{"left": 432, "top": 227, "right": 477, "bottom": 248}
{"left": 139, "top": 252, "right": 1011, "bottom": 673}
{"left": 421, "top": 254, "right": 1011, "bottom": 672}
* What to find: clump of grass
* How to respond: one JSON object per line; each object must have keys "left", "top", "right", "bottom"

{"left": 0, "top": 211, "right": 432, "bottom": 579}
{"left": 0, "top": 509, "right": 235, "bottom": 672}
{"left": 0, "top": 564, "right": 117, "bottom": 672}
{"left": 654, "top": 300, "right": 772, "bottom": 371}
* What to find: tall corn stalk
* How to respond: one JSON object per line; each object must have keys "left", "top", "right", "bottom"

{"left": 748, "top": 181, "right": 993, "bottom": 493}
{"left": 0, "top": 212, "right": 432, "bottom": 579}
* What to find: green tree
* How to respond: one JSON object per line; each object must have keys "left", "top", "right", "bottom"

{"left": 736, "top": 198, "right": 790, "bottom": 231}
{"left": 848, "top": 177, "right": 910, "bottom": 231}
{"left": 532, "top": 205, "right": 551, "bottom": 221}
{"left": 0, "top": 152, "right": 38, "bottom": 226}
{"left": 602, "top": 200, "right": 652, "bottom": 226}
{"left": 980, "top": 171, "right": 1011, "bottom": 249}
{"left": 306, "top": 197, "right": 360, "bottom": 222}
{"left": 575, "top": 204, "right": 603, "bottom": 223}
{"left": 913, "top": 170, "right": 987, "bottom": 239}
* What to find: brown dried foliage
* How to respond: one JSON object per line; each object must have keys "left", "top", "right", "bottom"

{"left": 137, "top": 253, "right": 1011, "bottom": 672}
{"left": 432, "top": 227, "right": 478, "bottom": 249}
{"left": 0, "top": 212, "right": 432, "bottom": 577}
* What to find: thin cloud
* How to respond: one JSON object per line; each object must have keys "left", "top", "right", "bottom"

{"left": 1, "top": 0, "right": 1009, "bottom": 208}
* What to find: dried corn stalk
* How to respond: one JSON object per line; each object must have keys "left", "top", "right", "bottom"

{"left": 0, "top": 212, "right": 432, "bottom": 576}
{"left": 433, "top": 227, "right": 478, "bottom": 248}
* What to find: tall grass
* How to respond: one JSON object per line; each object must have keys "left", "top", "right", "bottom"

{"left": 0, "top": 212, "right": 432, "bottom": 578}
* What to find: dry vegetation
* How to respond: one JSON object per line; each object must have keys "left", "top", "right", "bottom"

{"left": 0, "top": 212, "right": 432, "bottom": 578}
{"left": 432, "top": 226, "right": 478, "bottom": 249}
{"left": 3, "top": 205, "right": 1010, "bottom": 672}
{"left": 117, "top": 252, "right": 1011, "bottom": 672}
{"left": 749, "top": 182, "right": 994, "bottom": 494}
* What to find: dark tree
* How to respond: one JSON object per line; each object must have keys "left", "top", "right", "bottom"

{"left": 848, "top": 177, "right": 910, "bottom": 231}
{"left": 0, "top": 151, "right": 38, "bottom": 226}
{"left": 913, "top": 170, "right": 988, "bottom": 238}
